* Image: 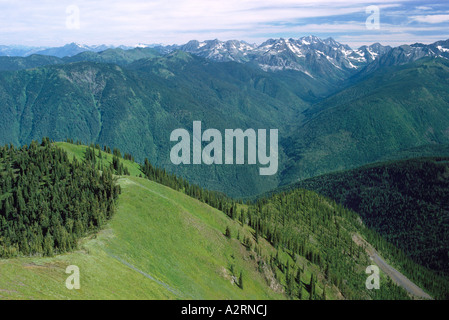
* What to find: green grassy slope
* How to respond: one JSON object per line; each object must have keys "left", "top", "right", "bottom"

{"left": 0, "top": 143, "right": 291, "bottom": 299}
{"left": 0, "top": 173, "right": 285, "bottom": 299}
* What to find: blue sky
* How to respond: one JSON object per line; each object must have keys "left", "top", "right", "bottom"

{"left": 1, "top": 0, "right": 448, "bottom": 48}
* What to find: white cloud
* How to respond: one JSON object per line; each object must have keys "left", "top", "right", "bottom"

{"left": 0, "top": 0, "right": 446, "bottom": 46}
{"left": 339, "top": 33, "right": 449, "bottom": 48}
{"left": 415, "top": 6, "right": 433, "bottom": 11}
{"left": 411, "top": 14, "right": 449, "bottom": 24}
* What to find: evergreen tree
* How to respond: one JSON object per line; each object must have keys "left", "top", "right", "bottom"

{"left": 239, "top": 271, "right": 243, "bottom": 289}
{"left": 225, "top": 226, "right": 231, "bottom": 239}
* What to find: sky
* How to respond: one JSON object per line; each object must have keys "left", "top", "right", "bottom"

{"left": 0, "top": 0, "right": 449, "bottom": 48}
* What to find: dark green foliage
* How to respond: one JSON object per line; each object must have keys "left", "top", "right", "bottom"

{"left": 292, "top": 157, "right": 449, "bottom": 274}
{"left": 238, "top": 271, "right": 243, "bottom": 289}
{"left": 0, "top": 139, "right": 120, "bottom": 257}
{"left": 251, "top": 187, "right": 447, "bottom": 299}
{"left": 282, "top": 58, "right": 449, "bottom": 185}
{"left": 2, "top": 54, "right": 449, "bottom": 199}
{"left": 0, "top": 48, "right": 162, "bottom": 72}
{"left": 249, "top": 189, "right": 393, "bottom": 299}
{"left": 0, "top": 53, "right": 312, "bottom": 197}
{"left": 0, "top": 55, "right": 63, "bottom": 71}
{"left": 225, "top": 226, "right": 231, "bottom": 239}
{"left": 62, "top": 47, "right": 162, "bottom": 66}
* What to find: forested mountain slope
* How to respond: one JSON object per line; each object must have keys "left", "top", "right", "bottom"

{"left": 283, "top": 157, "right": 449, "bottom": 275}
{"left": 0, "top": 141, "right": 430, "bottom": 299}
{"left": 0, "top": 53, "right": 313, "bottom": 197}
{"left": 282, "top": 58, "right": 449, "bottom": 185}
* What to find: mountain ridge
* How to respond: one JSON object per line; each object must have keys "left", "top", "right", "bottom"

{"left": 2, "top": 37, "right": 448, "bottom": 82}
{"left": 1, "top": 141, "right": 433, "bottom": 299}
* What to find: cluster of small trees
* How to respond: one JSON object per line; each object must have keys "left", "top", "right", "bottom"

{"left": 0, "top": 138, "right": 120, "bottom": 258}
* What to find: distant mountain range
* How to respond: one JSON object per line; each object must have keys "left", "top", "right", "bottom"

{"left": 0, "top": 42, "right": 162, "bottom": 58}
{"left": 2, "top": 37, "right": 449, "bottom": 81}
{"left": 171, "top": 36, "right": 385, "bottom": 78}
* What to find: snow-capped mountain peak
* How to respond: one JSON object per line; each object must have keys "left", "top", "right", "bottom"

{"left": 2, "top": 36, "right": 448, "bottom": 80}
{"left": 177, "top": 39, "right": 257, "bottom": 62}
